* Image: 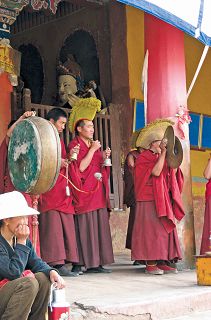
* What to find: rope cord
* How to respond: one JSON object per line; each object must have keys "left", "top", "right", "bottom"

{"left": 59, "top": 173, "right": 99, "bottom": 194}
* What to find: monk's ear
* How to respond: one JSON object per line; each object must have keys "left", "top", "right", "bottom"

{"left": 49, "top": 118, "right": 55, "bottom": 125}
{"left": 77, "top": 126, "right": 82, "bottom": 133}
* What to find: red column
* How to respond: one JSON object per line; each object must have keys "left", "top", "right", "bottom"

{"left": 0, "top": 73, "right": 12, "bottom": 143}
{"left": 144, "top": 14, "right": 195, "bottom": 268}
{"left": 145, "top": 15, "right": 187, "bottom": 121}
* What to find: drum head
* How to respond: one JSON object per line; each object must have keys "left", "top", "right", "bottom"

{"left": 8, "top": 116, "right": 61, "bottom": 194}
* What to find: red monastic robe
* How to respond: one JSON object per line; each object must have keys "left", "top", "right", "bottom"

{"left": 200, "top": 179, "right": 211, "bottom": 254}
{"left": 68, "top": 136, "right": 110, "bottom": 214}
{"left": 134, "top": 150, "right": 185, "bottom": 233}
{"left": 39, "top": 139, "right": 75, "bottom": 214}
{"left": 123, "top": 150, "right": 140, "bottom": 207}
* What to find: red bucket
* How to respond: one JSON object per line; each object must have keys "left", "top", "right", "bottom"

{"left": 48, "top": 302, "right": 70, "bottom": 320}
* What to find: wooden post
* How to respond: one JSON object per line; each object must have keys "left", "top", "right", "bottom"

{"left": 30, "top": 194, "right": 40, "bottom": 256}
{"left": 109, "top": 103, "right": 124, "bottom": 210}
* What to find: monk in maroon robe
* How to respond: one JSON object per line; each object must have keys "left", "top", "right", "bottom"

{"left": 124, "top": 149, "right": 142, "bottom": 250}
{"left": 132, "top": 139, "right": 185, "bottom": 275}
{"left": 0, "top": 112, "right": 40, "bottom": 255}
{"left": 200, "top": 156, "right": 211, "bottom": 254}
{"left": 38, "top": 108, "right": 79, "bottom": 277}
{"left": 68, "top": 119, "right": 114, "bottom": 273}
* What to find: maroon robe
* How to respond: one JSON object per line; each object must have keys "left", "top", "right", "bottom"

{"left": 67, "top": 137, "right": 114, "bottom": 268}
{"left": 0, "top": 138, "right": 40, "bottom": 255}
{"left": 132, "top": 150, "right": 184, "bottom": 261}
{"left": 39, "top": 139, "right": 75, "bottom": 214}
{"left": 200, "top": 180, "right": 211, "bottom": 254}
{"left": 123, "top": 150, "right": 140, "bottom": 250}
{"left": 38, "top": 139, "right": 79, "bottom": 265}
{"left": 68, "top": 136, "right": 110, "bottom": 214}
{"left": 134, "top": 150, "right": 184, "bottom": 233}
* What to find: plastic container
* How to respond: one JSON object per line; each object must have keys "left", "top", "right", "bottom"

{"left": 48, "top": 287, "right": 70, "bottom": 320}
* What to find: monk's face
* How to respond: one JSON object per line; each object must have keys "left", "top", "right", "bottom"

{"left": 78, "top": 120, "right": 94, "bottom": 140}
{"left": 50, "top": 116, "right": 67, "bottom": 134}
{"left": 58, "top": 75, "right": 77, "bottom": 105}
{"left": 150, "top": 140, "right": 162, "bottom": 154}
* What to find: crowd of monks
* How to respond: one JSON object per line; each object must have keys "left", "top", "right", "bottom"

{"left": 0, "top": 108, "right": 114, "bottom": 276}
{"left": 0, "top": 110, "right": 210, "bottom": 276}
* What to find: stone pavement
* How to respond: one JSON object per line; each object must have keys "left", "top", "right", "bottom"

{"left": 169, "top": 310, "right": 211, "bottom": 320}
{"left": 64, "top": 253, "right": 211, "bottom": 320}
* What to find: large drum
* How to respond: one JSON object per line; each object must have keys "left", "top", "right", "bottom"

{"left": 8, "top": 116, "right": 61, "bottom": 194}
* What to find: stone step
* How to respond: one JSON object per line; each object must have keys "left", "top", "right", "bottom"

{"left": 63, "top": 258, "right": 211, "bottom": 320}
{"left": 166, "top": 310, "right": 211, "bottom": 320}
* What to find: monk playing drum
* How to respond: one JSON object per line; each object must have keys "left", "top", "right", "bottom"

{"left": 38, "top": 108, "right": 79, "bottom": 277}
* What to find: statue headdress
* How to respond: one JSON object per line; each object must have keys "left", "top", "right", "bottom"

{"left": 57, "top": 55, "right": 84, "bottom": 90}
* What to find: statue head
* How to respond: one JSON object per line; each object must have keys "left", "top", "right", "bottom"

{"left": 57, "top": 74, "right": 78, "bottom": 106}
{"left": 57, "top": 55, "right": 84, "bottom": 106}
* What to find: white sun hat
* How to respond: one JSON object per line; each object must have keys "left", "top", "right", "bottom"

{"left": 0, "top": 191, "right": 40, "bottom": 220}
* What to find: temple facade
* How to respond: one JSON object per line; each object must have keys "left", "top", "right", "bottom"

{"left": 1, "top": 0, "right": 211, "bottom": 266}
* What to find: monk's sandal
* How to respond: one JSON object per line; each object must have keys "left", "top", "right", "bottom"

{"left": 145, "top": 265, "right": 164, "bottom": 275}
{"left": 157, "top": 264, "right": 178, "bottom": 274}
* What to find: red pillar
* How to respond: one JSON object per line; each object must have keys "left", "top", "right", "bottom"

{"left": 145, "top": 15, "right": 187, "bottom": 121}
{"left": 0, "top": 73, "right": 12, "bottom": 144}
{"left": 144, "top": 14, "right": 195, "bottom": 268}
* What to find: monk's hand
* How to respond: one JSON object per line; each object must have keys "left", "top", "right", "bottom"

{"left": 61, "top": 158, "right": 69, "bottom": 168}
{"left": 15, "top": 224, "right": 30, "bottom": 245}
{"left": 69, "top": 144, "right": 80, "bottom": 161}
{"left": 103, "top": 147, "right": 111, "bottom": 159}
{"left": 90, "top": 140, "right": 101, "bottom": 152}
{"left": 20, "top": 111, "right": 36, "bottom": 120}
{"left": 50, "top": 270, "right": 65, "bottom": 289}
{"left": 160, "top": 138, "right": 168, "bottom": 153}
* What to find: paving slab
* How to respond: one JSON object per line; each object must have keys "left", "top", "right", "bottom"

{"left": 167, "top": 310, "right": 211, "bottom": 320}
{"left": 63, "top": 254, "right": 211, "bottom": 320}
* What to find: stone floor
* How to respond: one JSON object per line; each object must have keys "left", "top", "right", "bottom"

{"left": 61, "top": 253, "right": 211, "bottom": 319}
{"left": 168, "top": 310, "right": 211, "bottom": 320}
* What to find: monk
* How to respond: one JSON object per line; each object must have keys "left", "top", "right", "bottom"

{"left": 68, "top": 119, "right": 114, "bottom": 273}
{"left": 200, "top": 155, "right": 211, "bottom": 254}
{"left": 124, "top": 148, "right": 142, "bottom": 251}
{"left": 38, "top": 108, "right": 79, "bottom": 276}
{"left": 132, "top": 136, "right": 185, "bottom": 275}
{"left": 0, "top": 111, "right": 40, "bottom": 254}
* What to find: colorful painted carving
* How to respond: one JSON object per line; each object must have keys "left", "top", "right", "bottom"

{"left": 30, "top": 0, "right": 61, "bottom": 14}
{"left": 0, "top": 0, "right": 60, "bottom": 14}
{"left": 0, "top": 38, "right": 21, "bottom": 85}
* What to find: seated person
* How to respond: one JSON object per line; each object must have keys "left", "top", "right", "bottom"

{"left": 0, "top": 191, "right": 65, "bottom": 320}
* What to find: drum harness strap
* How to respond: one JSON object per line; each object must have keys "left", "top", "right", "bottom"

{"left": 59, "top": 165, "right": 100, "bottom": 195}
